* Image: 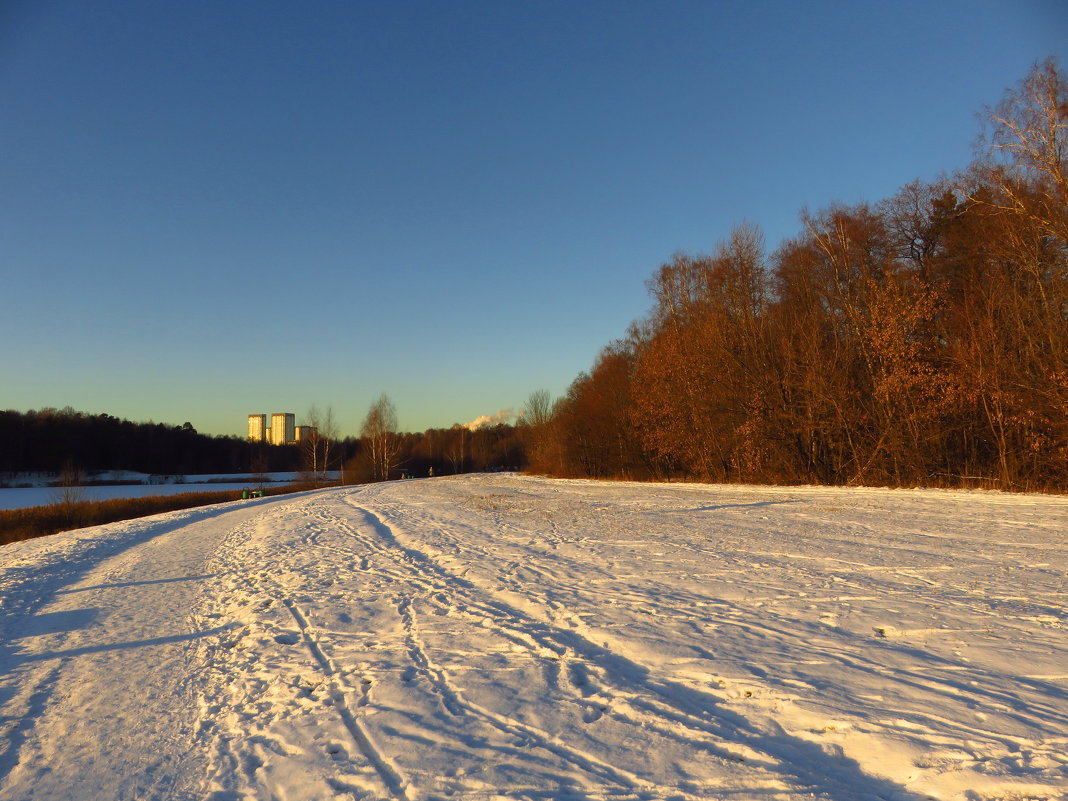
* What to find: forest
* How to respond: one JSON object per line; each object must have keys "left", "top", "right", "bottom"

{"left": 524, "top": 59, "right": 1068, "bottom": 492}
{"left": 0, "top": 408, "right": 296, "bottom": 478}
{"left": 0, "top": 405, "right": 523, "bottom": 484}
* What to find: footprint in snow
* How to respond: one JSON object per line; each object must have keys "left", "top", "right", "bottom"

{"left": 568, "top": 662, "right": 597, "bottom": 697}
{"left": 274, "top": 632, "right": 300, "bottom": 645}
{"left": 582, "top": 704, "right": 609, "bottom": 723}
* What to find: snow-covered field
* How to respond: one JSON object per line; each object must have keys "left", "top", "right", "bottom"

{"left": 0, "top": 474, "right": 1065, "bottom": 801}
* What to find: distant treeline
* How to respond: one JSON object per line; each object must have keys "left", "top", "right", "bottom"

{"left": 0, "top": 408, "right": 298, "bottom": 476}
{"left": 524, "top": 59, "right": 1068, "bottom": 492}
{"left": 347, "top": 425, "right": 524, "bottom": 482}
{"left": 0, "top": 407, "right": 525, "bottom": 481}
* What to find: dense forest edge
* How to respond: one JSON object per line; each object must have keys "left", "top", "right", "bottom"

{"left": 521, "top": 59, "right": 1068, "bottom": 493}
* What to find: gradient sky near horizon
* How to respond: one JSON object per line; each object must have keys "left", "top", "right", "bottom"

{"left": 2, "top": 1, "right": 1066, "bottom": 438}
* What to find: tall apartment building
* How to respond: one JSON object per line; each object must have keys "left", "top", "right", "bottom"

{"left": 270, "top": 413, "right": 295, "bottom": 446}
{"left": 247, "top": 414, "right": 267, "bottom": 442}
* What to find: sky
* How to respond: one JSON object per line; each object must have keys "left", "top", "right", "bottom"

{"left": 1, "top": 1, "right": 1066, "bottom": 438}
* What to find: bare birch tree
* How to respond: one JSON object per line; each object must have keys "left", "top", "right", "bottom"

{"left": 301, "top": 404, "right": 338, "bottom": 486}
{"left": 976, "top": 57, "right": 1068, "bottom": 244}
{"left": 360, "top": 394, "right": 400, "bottom": 481}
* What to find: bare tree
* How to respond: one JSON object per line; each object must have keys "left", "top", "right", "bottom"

{"left": 975, "top": 57, "right": 1068, "bottom": 244}
{"left": 360, "top": 394, "right": 401, "bottom": 481}
{"left": 51, "top": 459, "right": 86, "bottom": 527}
{"left": 969, "top": 58, "right": 1068, "bottom": 487}
{"left": 520, "top": 389, "right": 562, "bottom": 473}
{"left": 301, "top": 404, "right": 338, "bottom": 487}
{"left": 249, "top": 451, "right": 269, "bottom": 492}
{"left": 51, "top": 459, "right": 85, "bottom": 507}
{"left": 522, "top": 389, "right": 553, "bottom": 429}
{"left": 444, "top": 426, "right": 466, "bottom": 474}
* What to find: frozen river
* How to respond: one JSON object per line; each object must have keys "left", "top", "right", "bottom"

{"left": 0, "top": 483, "right": 256, "bottom": 510}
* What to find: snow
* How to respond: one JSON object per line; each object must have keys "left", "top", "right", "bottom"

{"left": 0, "top": 474, "right": 1065, "bottom": 800}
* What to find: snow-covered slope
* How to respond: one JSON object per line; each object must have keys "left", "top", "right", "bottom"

{"left": 0, "top": 475, "right": 1065, "bottom": 800}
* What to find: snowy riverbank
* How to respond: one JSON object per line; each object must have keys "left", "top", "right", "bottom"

{"left": 0, "top": 472, "right": 333, "bottom": 510}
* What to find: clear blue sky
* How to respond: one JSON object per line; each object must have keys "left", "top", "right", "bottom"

{"left": 2, "top": 1, "right": 1065, "bottom": 438}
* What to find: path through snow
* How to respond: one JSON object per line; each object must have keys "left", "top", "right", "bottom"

{"left": 0, "top": 475, "right": 1065, "bottom": 800}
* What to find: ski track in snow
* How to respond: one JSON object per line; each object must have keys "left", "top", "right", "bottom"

{"left": 1, "top": 475, "right": 1066, "bottom": 800}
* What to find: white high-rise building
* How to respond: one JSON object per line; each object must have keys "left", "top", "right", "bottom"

{"left": 247, "top": 414, "right": 267, "bottom": 442}
{"left": 270, "top": 413, "right": 295, "bottom": 445}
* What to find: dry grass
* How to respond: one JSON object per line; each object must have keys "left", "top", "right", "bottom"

{"left": 0, "top": 485, "right": 304, "bottom": 547}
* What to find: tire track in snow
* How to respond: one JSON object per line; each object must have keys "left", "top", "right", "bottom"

{"left": 241, "top": 497, "right": 412, "bottom": 796}
{"left": 280, "top": 594, "right": 410, "bottom": 801}
{"left": 300, "top": 500, "right": 655, "bottom": 791}
{"left": 376, "top": 493, "right": 1068, "bottom": 757}
{"left": 187, "top": 492, "right": 408, "bottom": 801}
{"left": 331, "top": 502, "right": 762, "bottom": 770}
{"left": 395, "top": 593, "right": 648, "bottom": 790}
{"left": 396, "top": 595, "right": 464, "bottom": 717}
{"left": 335, "top": 499, "right": 930, "bottom": 801}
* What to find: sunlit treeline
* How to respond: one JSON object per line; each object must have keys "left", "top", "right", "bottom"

{"left": 527, "top": 60, "right": 1067, "bottom": 491}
